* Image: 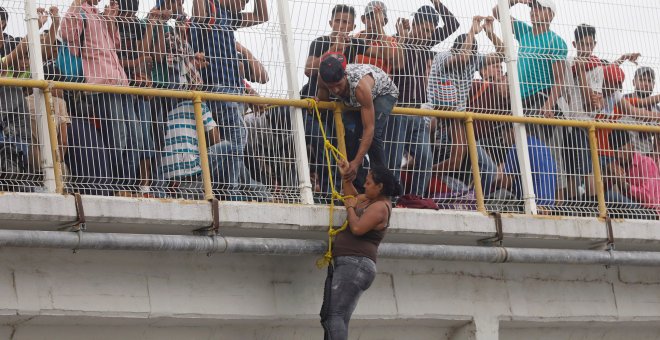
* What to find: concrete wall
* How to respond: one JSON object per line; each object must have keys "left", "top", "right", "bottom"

{"left": 2, "top": 193, "right": 660, "bottom": 338}
{"left": 1, "top": 247, "right": 659, "bottom": 339}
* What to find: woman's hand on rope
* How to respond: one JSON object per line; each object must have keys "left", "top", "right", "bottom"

{"left": 344, "top": 196, "right": 357, "bottom": 209}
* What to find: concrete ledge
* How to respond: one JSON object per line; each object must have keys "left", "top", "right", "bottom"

{"left": 0, "top": 313, "right": 473, "bottom": 328}
{"left": 0, "top": 192, "right": 659, "bottom": 250}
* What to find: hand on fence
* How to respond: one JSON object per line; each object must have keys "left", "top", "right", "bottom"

{"left": 482, "top": 16, "right": 495, "bottom": 34}
{"left": 396, "top": 18, "right": 410, "bottom": 36}
{"left": 147, "top": 9, "right": 162, "bottom": 23}
{"left": 329, "top": 32, "right": 349, "bottom": 53}
{"left": 133, "top": 73, "right": 153, "bottom": 88}
{"left": 193, "top": 53, "right": 209, "bottom": 70}
{"left": 103, "top": 1, "right": 119, "bottom": 19}
{"left": 49, "top": 6, "right": 60, "bottom": 25}
{"left": 137, "top": 55, "right": 153, "bottom": 70}
{"left": 159, "top": 10, "right": 173, "bottom": 22}
{"left": 590, "top": 92, "right": 604, "bottom": 111}
{"left": 470, "top": 16, "right": 485, "bottom": 35}
{"left": 37, "top": 8, "right": 49, "bottom": 28}
{"left": 540, "top": 102, "right": 555, "bottom": 118}
{"left": 616, "top": 53, "right": 641, "bottom": 65}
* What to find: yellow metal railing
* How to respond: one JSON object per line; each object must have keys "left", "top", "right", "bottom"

{"left": 3, "top": 77, "right": 660, "bottom": 219}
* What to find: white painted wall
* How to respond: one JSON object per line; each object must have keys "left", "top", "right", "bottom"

{"left": 1, "top": 247, "right": 659, "bottom": 339}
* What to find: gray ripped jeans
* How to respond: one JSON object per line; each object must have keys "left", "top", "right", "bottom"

{"left": 321, "top": 256, "right": 377, "bottom": 340}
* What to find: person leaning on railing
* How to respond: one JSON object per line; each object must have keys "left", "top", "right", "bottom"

{"left": 301, "top": 4, "right": 368, "bottom": 201}
{"left": 316, "top": 53, "right": 399, "bottom": 192}
{"left": 320, "top": 160, "right": 399, "bottom": 340}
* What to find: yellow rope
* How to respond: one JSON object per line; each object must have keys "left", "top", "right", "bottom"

{"left": 304, "top": 99, "right": 353, "bottom": 269}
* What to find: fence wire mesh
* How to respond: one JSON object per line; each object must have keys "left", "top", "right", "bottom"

{"left": 0, "top": 0, "right": 659, "bottom": 219}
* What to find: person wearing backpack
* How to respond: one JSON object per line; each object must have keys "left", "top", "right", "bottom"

{"left": 60, "top": 0, "right": 146, "bottom": 196}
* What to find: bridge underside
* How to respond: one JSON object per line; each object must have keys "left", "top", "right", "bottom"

{"left": 1, "top": 193, "right": 660, "bottom": 339}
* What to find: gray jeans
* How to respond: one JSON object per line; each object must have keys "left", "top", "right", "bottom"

{"left": 321, "top": 256, "right": 377, "bottom": 340}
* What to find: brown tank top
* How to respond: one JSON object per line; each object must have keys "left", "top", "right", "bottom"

{"left": 332, "top": 200, "right": 392, "bottom": 263}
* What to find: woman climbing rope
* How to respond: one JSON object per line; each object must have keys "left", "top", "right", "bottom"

{"left": 320, "top": 159, "right": 401, "bottom": 340}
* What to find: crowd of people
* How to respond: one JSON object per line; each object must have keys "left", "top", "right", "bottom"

{"left": 0, "top": 0, "right": 659, "bottom": 217}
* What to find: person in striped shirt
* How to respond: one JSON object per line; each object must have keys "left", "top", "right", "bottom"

{"left": 161, "top": 100, "right": 221, "bottom": 183}
{"left": 160, "top": 100, "right": 270, "bottom": 201}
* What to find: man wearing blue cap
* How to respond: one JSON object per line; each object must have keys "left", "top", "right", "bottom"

{"left": 317, "top": 53, "right": 399, "bottom": 189}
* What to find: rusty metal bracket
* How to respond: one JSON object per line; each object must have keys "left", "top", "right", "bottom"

{"left": 478, "top": 212, "right": 504, "bottom": 246}
{"left": 605, "top": 216, "right": 615, "bottom": 251}
{"left": 193, "top": 198, "right": 220, "bottom": 236}
{"left": 58, "top": 193, "right": 86, "bottom": 232}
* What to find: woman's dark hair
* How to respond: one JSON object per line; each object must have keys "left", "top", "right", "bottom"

{"left": 369, "top": 165, "right": 402, "bottom": 197}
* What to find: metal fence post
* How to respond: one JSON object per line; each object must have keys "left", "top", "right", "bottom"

{"left": 276, "top": 0, "right": 314, "bottom": 204}
{"left": 25, "top": 1, "right": 57, "bottom": 193}
{"left": 332, "top": 104, "right": 347, "bottom": 157}
{"left": 465, "top": 116, "right": 486, "bottom": 213}
{"left": 587, "top": 125, "right": 607, "bottom": 218}
{"left": 192, "top": 94, "right": 214, "bottom": 201}
{"left": 42, "top": 88, "right": 64, "bottom": 194}
{"left": 498, "top": 0, "right": 537, "bottom": 214}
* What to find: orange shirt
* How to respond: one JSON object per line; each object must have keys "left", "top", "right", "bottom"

{"left": 353, "top": 33, "right": 397, "bottom": 75}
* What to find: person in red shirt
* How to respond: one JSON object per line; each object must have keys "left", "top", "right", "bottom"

{"left": 606, "top": 129, "right": 660, "bottom": 219}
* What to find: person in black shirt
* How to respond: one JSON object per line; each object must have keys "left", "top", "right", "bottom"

{"left": 387, "top": 1, "right": 459, "bottom": 196}
{"left": 301, "top": 4, "right": 367, "bottom": 99}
